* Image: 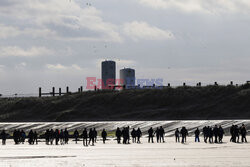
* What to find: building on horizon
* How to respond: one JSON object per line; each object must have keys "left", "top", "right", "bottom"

{"left": 101, "top": 60, "right": 116, "bottom": 89}
{"left": 120, "top": 68, "right": 135, "bottom": 89}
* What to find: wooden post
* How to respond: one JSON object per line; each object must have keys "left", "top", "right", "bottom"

{"left": 59, "top": 88, "right": 61, "bottom": 96}
{"left": 52, "top": 87, "right": 55, "bottom": 96}
{"left": 94, "top": 85, "right": 97, "bottom": 91}
{"left": 168, "top": 83, "right": 170, "bottom": 87}
{"left": 80, "top": 86, "right": 83, "bottom": 92}
{"left": 66, "top": 86, "right": 69, "bottom": 94}
{"left": 78, "top": 88, "right": 80, "bottom": 93}
{"left": 39, "top": 87, "right": 42, "bottom": 97}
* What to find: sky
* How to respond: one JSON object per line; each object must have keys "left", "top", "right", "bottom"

{"left": 0, "top": 0, "right": 250, "bottom": 96}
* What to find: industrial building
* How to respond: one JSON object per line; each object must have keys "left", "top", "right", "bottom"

{"left": 101, "top": 60, "right": 116, "bottom": 89}
{"left": 120, "top": 68, "right": 135, "bottom": 89}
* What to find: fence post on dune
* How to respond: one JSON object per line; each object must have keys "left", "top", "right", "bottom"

{"left": 52, "top": 87, "right": 55, "bottom": 96}
{"left": 66, "top": 86, "right": 69, "bottom": 94}
{"left": 39, "top": 87, "right": 42, "bottom": 97}
{"left": 59, "top": 88, "right": 61, "bottom": 96}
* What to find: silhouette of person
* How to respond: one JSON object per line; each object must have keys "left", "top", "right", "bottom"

{"left": 74, "top": 129, "right": 79, "bottom": 144}
{"left": 230, "top": 125, "right": 236, "bottom": 143}
{"left": 218, "top": 126, "right": 224, "bottom": 143}
{"left": 93, "top": 128, "right": 97, "bottom": 143}
{"left": 131, "top": 128, "right": 136, "bottom": 143}
{"left": 54, "top": 129, "right": 60, "bottom": 145}
{"left": 235, "top": 125, "right": 240, "bottom": 143}
{"left": 34, "top": 131, "right": 38, "bottom": 145}
{"left": 115, "top": 127, "right": 122, "bottom": 144}
{"left": 155, "top": 127, "right": 160, "bottom": 143}
{"left": 88, "top": 128, "right": 95, "bottom": 146}
{"left": 50, "top": 129, "right": 54, "bottom": 145}
{"left": 101, "top": 129, "right": 107, "bottom": 144}
{"left": 82, "top": 128, "right": 88, "bottom": 146}
{"left": 240, "top": 124, "right": 247, "bottom": 143}
{"left": 59, "top": 129, "right": 64, "bottom": 145}
{"left": 136, "top": 128, "right": 142, "bottom": 143}
{"left": 44, "top": 129, "right": 49, "bottom": 145}
{"left": 203, "top": 126, "right": 208, "bottom": 143}
{"left": 148, "top": 127, "right": 154, "bottom": 143}
{"left": 64, "top": 128, "right": 69, "bottom": 144}
{"left": 208, "top": 126, "right": 213, "bottom": 143}
{"left": 180, "top": 127, "right": 188, "bottom": 143}
{"left": 28, "top": 130, "right": 34, "bottom": 145}
{"left": 194, "top": 128, "right": 200, "bottom": 142}
{"left": 213, "top": 125, "right": 219, "bottom": 143}
{"left": 20, "top": 130, "right": 26, "bottom": 144}
{"left": 0, "top": 130, "right": 7, "bottom": 145}
{"left": 175, "top": 128, "right": 180, "bottom": 143}
{"left": 13, "top": 129, "right": 18, "bottom": 144}
{"left": 159, "top": 126, "right": 165, "bottom": 143}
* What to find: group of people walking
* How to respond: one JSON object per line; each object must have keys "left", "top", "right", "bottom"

{"left": 0, "top": 124, "right": 248, "bottom": 146}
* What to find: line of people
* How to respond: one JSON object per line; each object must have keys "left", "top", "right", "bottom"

{"left": 0, "top": 124, "right": 248, "bottom": 145}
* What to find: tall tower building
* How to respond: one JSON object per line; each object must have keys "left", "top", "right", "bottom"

{"left": 120, "top": 68, "right": 135, "bottom": 89}
{"left": 101, "top": 60, "right": 116, "bottom": 89}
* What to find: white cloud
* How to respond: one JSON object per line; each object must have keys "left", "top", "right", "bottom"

{"left": 123, "top": 21, "right": 174, "bottom": 41}
{"left": 46, "top": 64, "right": 83, "bottom": 71}
{"left": 0, "top": 0, "right": 122, "bottom": 42}
{"left": 137, "top": 0, "right": 250, "bottom": 14}
{"left": 0, "top": 46, "right": 54, "bottom": 57}
{"left": 0, "top": 24, "right": 56, "bottom": 39}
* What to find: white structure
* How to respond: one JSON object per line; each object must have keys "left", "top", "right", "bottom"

{"left": 120, "top": 68, "right": 135, "bottom": 88}
{"left": 101, "top": 60, "right": 116, "bottom": 89}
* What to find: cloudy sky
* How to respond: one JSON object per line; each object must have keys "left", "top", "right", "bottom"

{"left": 1, "top": 0, "right": 250, "bottom": 96}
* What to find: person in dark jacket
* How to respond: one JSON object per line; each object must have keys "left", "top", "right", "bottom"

{"left": 203, "top": 126, "right": 208, "bottom": 143}
{"left": 131, "top": 128, "right": 136, "bottom": 143}
{"left": 136, "top": 128, "right": 142, "bottom": 143}
{"left": 89, "top": 128, "right": 95, "bottom": 146}
{"left": 213, "top": 125, "right": 219, "bottom": 143}
{"left": 148, "top": 127, "right": 154, "bottom": 143}
{"left": 159, "top": 126, "right": 165, "bottom": 143}
{"left": 64, "top": 128, "right": 69, "bottom": 144}
{"left": 175, "top": 128, "right": 180, "bottom": 143}
{"left": 195, "top": 128, "right": 200, "bottom": 142}
{"left": 208, "top": 126, "right": 213, "bottom": 143}
{"left": 34, "top": 131, "right": 38, "bottom": 145}
{"left": 155, "top": 127, "right": 160, "bottom": 143}
{"left": 1, "top": 130, "right": 7, "bottom": 145}
{"left": 101, "top": 129, "right": 107, "bottom": 144}
{"left": 82, "top": 128, "right": 88, "bottom": 146}
{"left": 74, "top": 129, "right": 79, "bottom": 144}
{"left": 93, "top": 128, "right": 97, "bottom": 143}
{"left": 180, "top": 127, "right": 188, "bottom": 143}
{"left": 240, "top": 124, "right": 247, "bottom": 143}
{"left": 218, "top": 126, "right": 224, "bottom": 143}
{"left": 116, "top": 127, "right": 122, "bottom": 144}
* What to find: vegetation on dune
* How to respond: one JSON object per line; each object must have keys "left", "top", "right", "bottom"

{"left": 0, "top": 84, "right": 250, "bottom": 122}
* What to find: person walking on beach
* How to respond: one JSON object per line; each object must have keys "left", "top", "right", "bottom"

{"left": 116, "top": 127, "right": 122, "bottom": 144}
{"left": 175, "top": 128, "right": 180, "bottom": 143}
{"left": 180, "top": 127, "right": 188, "bottom": 143}
{"left": 155, "top": 127, "right": 160, "bottom": 143}
{"left": 159, "top": 126, "right": 165, "bottom": 143}
{"left": 131, "top": 128, "right": 136, "bottom": 143}
{"left": 194, "top": 128, "right": 200, "bottom": 142}
{"left": 74, "top": 129, "right": 79, "bottom": 144}
{"left": 148, "top": 127, "right": 154, "bottom": 143}
{"left": 1, "top": 130, "right": 7, "bottom": 145}
{"left": 82, "top": 128, "right": 88, "bottom": 146}
{"left": 64, "top": 128, "right": 69, "bottom": 144}
{"left": 240, "top": 124, "right": 247, "bottom": 143}
{"left": 101, "top": 129, "right": 107, "bottom": 144}
{"left": 136, "top": 128, "right": 142, "bottom": 143}
{"left": 218, "top": 126, "right": 224, "bottom": 143}
{"left": 203, "top": 126, "right": 208, "bottom": 143}
{"left": 89, "top": 128, "right": 95, "bottom": 146}
{"left": 93, "top": 128, "right": 97, "bottom": 143}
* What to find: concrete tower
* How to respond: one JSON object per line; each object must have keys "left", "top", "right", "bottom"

{"left": 120, "top": 68, "right": 135, "bottom": 88}
{"left": 101, "top": 60, "right": 116, "bottom": 89}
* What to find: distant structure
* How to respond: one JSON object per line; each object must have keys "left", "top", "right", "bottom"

{"left": 101, "top": 60, "right": 116, "bottom": 89}
{"left": 120, "top": 68, "right": 135, "bottom": 89}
